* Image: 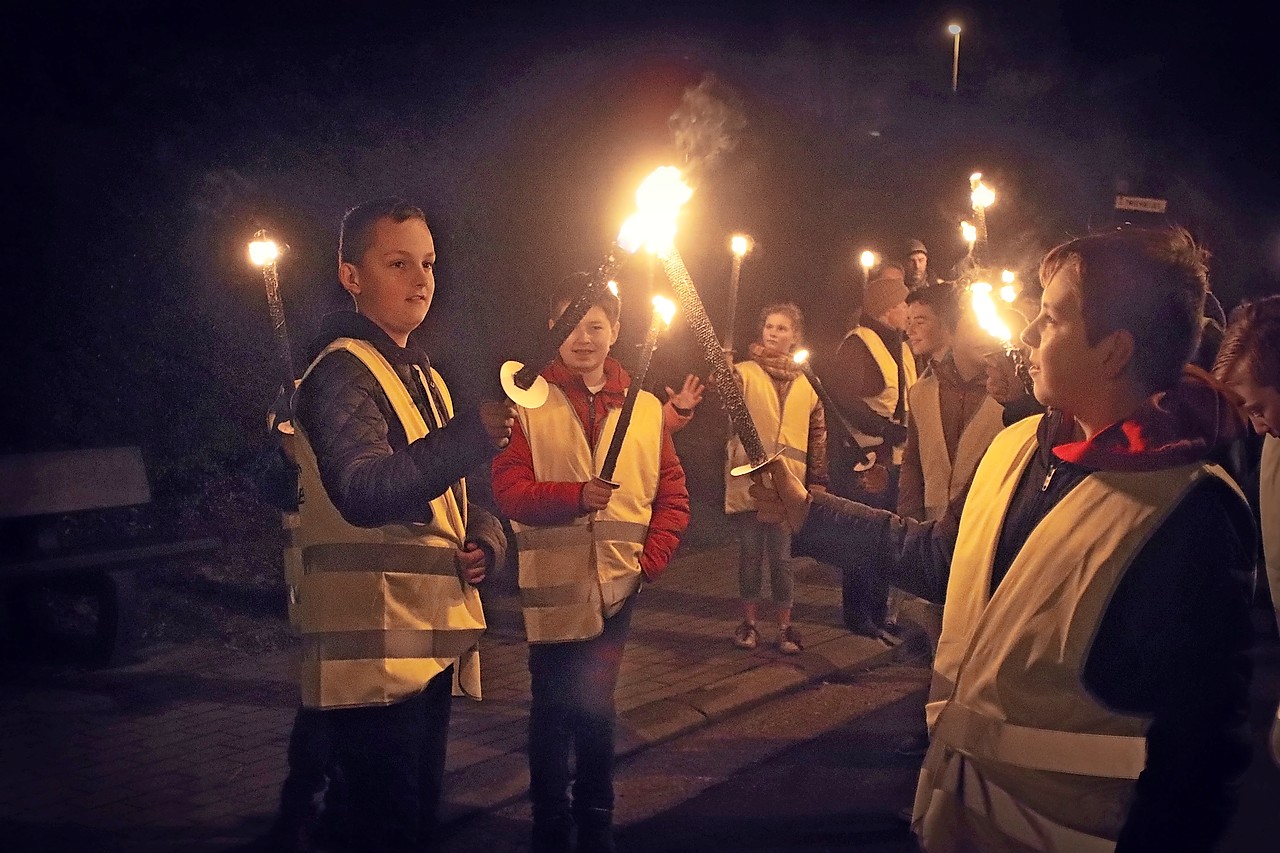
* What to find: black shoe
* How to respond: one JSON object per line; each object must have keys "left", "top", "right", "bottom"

{"left": 574, "top": 807, "right": 615, "bottom": 853}
{"left": 531, "top": 814, "right": 573, "bottom": 853}
{"left": 845, "top": 616, "right": 896, "bottom": 644}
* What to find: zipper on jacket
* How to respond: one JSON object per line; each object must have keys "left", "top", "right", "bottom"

{"left": 586, "top": 391, "right": 597, "bottom": 449}
{"left": 1041, "top": 461, "right": 1059, "bottom": 492}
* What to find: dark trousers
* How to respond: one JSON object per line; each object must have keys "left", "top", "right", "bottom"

{"left": 527, "top": 595, "right": 636, "bottom": 819}
{"left": 278, "top": 705, "right": 333, "bottom": 821}
{"left": 833, "top": 460, "right": 899, "bottom": 628}
{"left": 326, "top": 665, "right": 454, "bottom": 853}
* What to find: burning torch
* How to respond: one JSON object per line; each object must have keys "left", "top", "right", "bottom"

{"left": 617, "top": 167, "right": 776, "bottom": 477}
{"left": 859, "top": 250, "right": 877, "bottom": 289}
{"left": 248, "top": 231, "right": 296, "bottom": 396}
{"left": 970, "top": 281, "right": 1032, "bottom": 394}
{"left": 792, "top": 349, "right": 878, "bottom": 472}
{"left": 969, "top": 173, "right": 995, "bottom": 271}
{"left": 722, "top": 233, "right": 753, "bottom": 357}
{"left": 598, "top": 295, "right": 677, "bottom": 484}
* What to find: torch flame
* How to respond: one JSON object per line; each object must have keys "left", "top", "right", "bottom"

{"left": 652, "top": 294, "right": 676, "bottom": 327}
{"left": 961, "top": 221, "right": 977, "bottom": 245}
{"left": 1000, "top": 284, "right": 1018, "bottom": 303}
{"left": 730, "top": 234, "right": 753, "bottom": 258}
{"left": 248, "top": 236, "right": 281, "bottom": 268}
{"left": 859, "top": 250, "right": 877, "bottom": 270}
{"left": 971, "top": 285, "right": 1012, "bottom": 345}
{"left": 792, "top": 348, "right": 811, "bottom": 365}
{"left": 970, "top": 178, "right": 995, "bottom": 209}
{"left": 617, "top": 166, "right": 694, "bottom": 257}
{"left": 1001, "top": 269, "right": 1015, "bottom": 284}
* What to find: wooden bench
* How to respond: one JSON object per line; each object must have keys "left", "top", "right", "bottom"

{"left": 0, "top": 447, "right": 221, "bottom": 666}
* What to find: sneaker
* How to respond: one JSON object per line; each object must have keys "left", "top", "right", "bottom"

{"left": 777, "top": 625, "right": 803, "bottom": 655}
{"left": 732, "top": 621, "right": 759, "bottom": 650}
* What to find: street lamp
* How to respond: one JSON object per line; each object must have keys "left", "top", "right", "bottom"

{"left": 948, "top": 23, "right": 962, "bottom": 94}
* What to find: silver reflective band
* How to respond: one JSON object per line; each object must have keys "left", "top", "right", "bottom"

{"left": 934, "top": 702, "right": 1147, "bottom": 779}
{"left": 303, "top": 628, "right": 482, "bottom": 660}
{"left": 303, "top": 543, "right": 458, "bottom": 576}
{"left": 516, "top": 520, "right": 648, "bottom": 550}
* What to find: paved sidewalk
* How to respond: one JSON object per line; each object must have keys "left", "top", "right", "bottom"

{"left": 0, "top": 542, "right": 928, "bottom": 852}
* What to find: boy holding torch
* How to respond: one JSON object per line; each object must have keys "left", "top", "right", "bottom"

{"left": 751, "top": 227, "right": 1255, "bottom": 852}
{"left": 290, "top": 198, "right": 514, "bottom": 851}
{"left": 492, "top": 274, "right": 689, "bottom": 853}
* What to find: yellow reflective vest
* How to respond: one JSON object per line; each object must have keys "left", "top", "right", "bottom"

{"left": 724, "top": 360, "right": 818, "bottom": 514}
{"left": 292, "top": 338, "right": 485, "bottom": 709}
{"left": 913, "top": 415, "right": 1244, "bottom": 852}
{"left": 513, "top": 385, "right": 662, "bottom": 643}
{"left": 907, "top": 373, "right": 1005, "bottom": 521}
{"left": 845, "top": 326, "right": 917, "bottom": 465}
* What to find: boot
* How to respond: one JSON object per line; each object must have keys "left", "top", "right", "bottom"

{"left": 530, "top": 808, "right": 573, "bottom": 853}
{"left": 574, "top": 807, "right": 615, "bottom": 853}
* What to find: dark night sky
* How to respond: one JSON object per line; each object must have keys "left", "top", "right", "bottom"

{"left": 6, "top": 0, "right": 1280, "bottom": 473}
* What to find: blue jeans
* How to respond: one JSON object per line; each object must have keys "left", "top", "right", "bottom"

{"left": 527, "top": 594, "right": 636, "bottom": 819}
{"left": 734, "top": 511, "right": 794, "bottom": 606}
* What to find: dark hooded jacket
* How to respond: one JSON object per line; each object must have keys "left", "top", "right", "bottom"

{"left": 795, "top": 368, "right": 1256, "bottom": 852}
{"left": 294, "top": 311, "right": 506, "bottom": 567}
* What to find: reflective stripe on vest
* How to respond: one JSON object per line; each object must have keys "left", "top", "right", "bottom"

{"left": 908, "top": 374, "right": 1005, "bottom": 520}
{"left": 724, "top": 360, "right": 817, "bottom": 514}
{"left": 292, "top": 338, "right": 484, "bottom": 708}
{"left": 931, "top": 701, "right": 1146, "bottom": 779}
{"left": 513, "top": 384, "right": 660, "bottom": 643}
{"left": 846, "top": 326, "right": 917, "bottom": 466}
{"left": 915, "top": 748, "right": 1120, "bottom": 853}
{"left": 914, "top": 414, "right": 1247, "bottom": 849}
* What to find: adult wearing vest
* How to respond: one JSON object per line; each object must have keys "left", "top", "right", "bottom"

{"left": 1212, "top": 295, "right": 1280, "bottom": 767}
{"left": 725, "top": 303, "right": 828, "bottom": 655}
{"left": 292, "top": 199, "right": 513, "bottom": 852}
{"left": 821, "top": 268, "right": 917, "bottom": 639}
{"left": 492, "top": 277, "right": 689, "bottom": 853}
{"left": 753, "top": 227, "right": 1256, "bottom": 852}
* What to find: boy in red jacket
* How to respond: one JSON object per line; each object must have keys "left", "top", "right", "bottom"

{"left": 492, "top": 274, "right": 689, "bottom": 853}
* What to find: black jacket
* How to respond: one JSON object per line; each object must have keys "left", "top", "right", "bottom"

{"left": 295, "top": 311, "right": 506, "bottom": 569}
{"left": 796, "top": 407, "right": 1255, "bottom": 852}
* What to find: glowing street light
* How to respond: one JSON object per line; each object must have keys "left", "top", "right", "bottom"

{"left": 948, "top": 23, "right": 962, "bottom": 94}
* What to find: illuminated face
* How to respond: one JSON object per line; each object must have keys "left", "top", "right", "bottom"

{"left": 340, "top": 217, "right": 435, "bottom": 347}
{"left": 762, "top": 312, "right": 798, "bottom": 353}
{"left": 907, "top": 252, "right": 928, "bottom": 282}
{"left": 1020, "top": 266, "right": 1113, "bottom": 411}
{"left": 556, "top": 304, "right": 619, "bottom": 377}
{"left": 906, "top": 303, "right": 951, "bottom": 360}
{"left": 1231, "top": 373, "right": 1280, "bottom": 438}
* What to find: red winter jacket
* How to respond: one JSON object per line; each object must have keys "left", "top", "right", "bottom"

{"left": 492, "top": 356, "right": 690, "bottom": 582}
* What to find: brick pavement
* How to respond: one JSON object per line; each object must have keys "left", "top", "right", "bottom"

{"left": 0, "top": 540, "right": 920, "bottom": 852}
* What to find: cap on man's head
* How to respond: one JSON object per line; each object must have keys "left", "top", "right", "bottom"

{"left": 863, "top": 275, "right": 910, "bottom": 321}
{"left": 906, "top": 239, "right": 928, "bottom": 257}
